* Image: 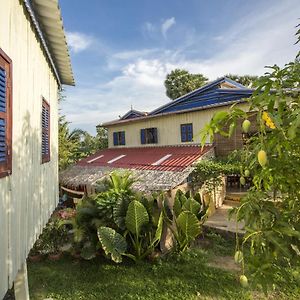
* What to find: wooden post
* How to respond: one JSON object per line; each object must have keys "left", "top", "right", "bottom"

{"left": 14, "top": 262, "right": 29, "bottom": 300}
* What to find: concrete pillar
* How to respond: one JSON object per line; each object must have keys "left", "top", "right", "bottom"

{"left": 14, "top": 262, "right": 29, "bottom": 300}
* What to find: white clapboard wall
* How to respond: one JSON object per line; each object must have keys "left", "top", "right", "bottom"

{"left": 0, "top": 1, "right": 59, "bottom": 297}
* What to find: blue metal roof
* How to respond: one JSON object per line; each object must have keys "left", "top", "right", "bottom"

{"left": 150, "top": 77, "right": 253, "bottom": 115}
{"left": 120, "top": 109, "right": 147, "bottom": 120}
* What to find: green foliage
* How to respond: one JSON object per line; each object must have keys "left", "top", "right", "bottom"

{"left": 192, "top": 159, "right": 240, "bottom": 187}
{"left": 164, "top": 69, "right": 208, "bottom": 100}
{"left": 63, "top": 172, "right": 164, "bottom": 263}
{"left": 225, "top": 74, "right": 259, "bottom": 88}
{"left": 33, "top": 211, "right": 70, "bottom": 255}
{"left": 125, "top": 200, "right": 149, "bottom": 236}
{"left": 176, "top": 211, "right": 201, "bottom": 251}
{"left": 163, "top": 190, "right": 208, "bottom": 252}
{"left": 58, "top": 115, "right": 108, "bottom": 170}
{"left": 200, "top": 27, "right": 300, "bottom": 291}
{"left": 97, "top": 226, "right": 127, "bottom": 263}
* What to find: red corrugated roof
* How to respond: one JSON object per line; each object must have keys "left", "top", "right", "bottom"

{"left": 78, "top": 145, "right": 212, "bottom": 172}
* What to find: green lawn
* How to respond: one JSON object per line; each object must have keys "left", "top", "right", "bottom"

{"left": 27, "top": 233, "right": 300, "bottom": 300}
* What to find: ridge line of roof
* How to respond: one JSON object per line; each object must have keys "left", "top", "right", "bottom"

{"left": 100, "top": 98, "right": 247, "bottom": 127}
{"left": 149, "top": 76, "right": 246, "bottom": 116}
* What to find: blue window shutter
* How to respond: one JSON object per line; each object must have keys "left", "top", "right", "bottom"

{"left": 0, "top": 68, "right": 6, "bottom": 113}
{"left": 113, "top": 132, "right": 118, "bottom": 146}
{"left": 141, "top": 129, "right": 146, "bottom": 144}
{"left": 41, "top": 105, "right": 50, "bottom": 156}
{"left": 181, "top": 124, "right": 187, "bottom": 142}
{"left": 0, "top": 67, "right": 6, "bottom": 162}
{"left": 121, "top": 131, "right": 125, "bottom": 145}
{"left": 0, "top": 118, "right": 6, "bottom": 162}
{"left": 41, "top": 100, "right": 50, "bottom": 162}
{"left": 153, "top": 128, "right": 158, "bottom": 144}
{"left": 187, "top": 124, "right": 193, "bottom": 142}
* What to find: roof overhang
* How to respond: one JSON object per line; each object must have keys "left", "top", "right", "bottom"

{"left": 24, "top": 0, "right": 74, "bottom": 86}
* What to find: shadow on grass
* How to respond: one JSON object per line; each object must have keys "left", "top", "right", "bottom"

{"left": 28, "top": 250, "right": 250, "bottom": 300}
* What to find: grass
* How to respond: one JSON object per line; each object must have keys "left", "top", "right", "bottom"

{"left": 27, "top": 232, "right": 300, "bottom": 300}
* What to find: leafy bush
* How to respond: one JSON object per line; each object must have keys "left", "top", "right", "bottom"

{"left": 200, "top": 27, "right": 300, "bottom": 292}
{"left": 162, "top": 190, "right": 209, "bottom": 252}
{"left": 61, "top": 172, "right": 209, "bottom": 263}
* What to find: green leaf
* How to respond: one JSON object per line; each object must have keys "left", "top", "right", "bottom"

{"left": 182, "top": 198, "right": 201, "bottom": 215}
{"left": 113, "top": 196, "right": 131, "bottom": 230}
{"left": 177, "top": 211, "right": 201, "bottom": 242}
{"left": 151, "top": 212, "right": 164, "bottom": 247}
{"left": 173, "top": 196, "right": 182, "bottom": 217}
{"left": 97, "top": 227, "right": 127, "bottom": 263}
{"left": 212, "top": 111, "right": 228, "bottom": 123}
{"left": 125, "top": 200, "right": 149, "bottom": 236}
{"left": 80, "top": 242, "right": 96, "bottom": 260}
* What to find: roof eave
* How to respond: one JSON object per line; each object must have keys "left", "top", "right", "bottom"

{"left": 24, "top": 0, "right": 75, "bottom": 86}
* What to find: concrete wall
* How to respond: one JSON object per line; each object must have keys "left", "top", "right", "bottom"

{"left": 0, "top": 1, "right": 59, "bottom": 297}
{"left": 107, "top": 103, "right": 249, "bottom": 148}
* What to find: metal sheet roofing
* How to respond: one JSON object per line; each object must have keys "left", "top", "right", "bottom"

{"left": 78, "top": 145, "right": 212, "bottom": 172}
{"left": 101, "top": 77, "right": 253, "bottom": 127}
{"left": 24, "top": 0, "right": 74, "bottom": 86}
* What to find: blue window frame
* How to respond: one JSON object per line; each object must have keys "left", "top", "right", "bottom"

{"left": 181, "top": 123, "right": 193, "bottom": 142}
{"left": 113, "top": 131, "right": 125, "bottom": 146}
{"left": 141, "top": 128, "right": 158, "bottom": 144}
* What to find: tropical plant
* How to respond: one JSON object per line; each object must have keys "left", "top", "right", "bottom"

{"left": 164, "top": 69, "right": 208, "bottom": 100}
{"left": 97, "top": 197, "right": 164, "bottom": 263}
{"left": 163, "top": 190, "right": 208, "bottom": 252}
{"left": 38, "top": 211, "right": 70, "bottom": 255}
{"left": 58, "top": 115, "right": 108, "bottom": 170}
{"left": 199, "top": 26, "right": 300, "bottom": 292}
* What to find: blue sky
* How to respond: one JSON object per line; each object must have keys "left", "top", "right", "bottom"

{"left": 59, "top": 0, "right": 300, "bottom": 134}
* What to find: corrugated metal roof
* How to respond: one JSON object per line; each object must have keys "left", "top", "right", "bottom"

{"left": 78, "top": 145, "right": 212, "bottom": 172}
{"left": 24, "top": 0, "right": 74, "bottom": 86}
{"left": 101, "top": 77, "right": 253, "bottom": 127}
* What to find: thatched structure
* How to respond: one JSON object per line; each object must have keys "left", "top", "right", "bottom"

{"left": 60, "top": 165, "right": 195, "bottom": 193}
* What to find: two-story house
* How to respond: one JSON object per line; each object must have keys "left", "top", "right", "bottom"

{"left": 60, "top": 77, "right": 253, "bottom": 199}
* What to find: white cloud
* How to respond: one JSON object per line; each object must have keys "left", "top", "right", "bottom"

{"left": 62, "top": 1, "right": 300, "bottom": 134}
{"left": 161, "top": 17, "right": 176, "bottom": 38}
{"left": 66, "top": 31, "right": 93, "bottom": 53}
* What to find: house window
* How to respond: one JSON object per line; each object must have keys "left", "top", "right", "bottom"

{"left": 141, "top": 128, "right": 158, "bottom": 144}
{"left": 181, "top": 123, "right": 193, "bottom": 142}
{"left": 113, "top": 131, "right": 125, "bottom": 146}
{"left": 41, "top": 99, "right": 50, "bottom": 163}
{"left": 0, "top": 49, "right": 12, "bottom": 178}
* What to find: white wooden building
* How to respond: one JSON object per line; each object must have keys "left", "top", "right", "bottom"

{"left": 0, "top": 0, "right": 74, "bottom": 298}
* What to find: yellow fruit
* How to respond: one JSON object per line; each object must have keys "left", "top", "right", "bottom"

{"left": 240, "top": 275, "right": 249, "bottom": 288}
{"left": 234, "top": 251, "right": 243, "bottom": 264}
{"left": 240, "top": 176, "right": 246, "bottom": 185}
{"left": 244, "top": 169, "right": 250, "bottom": 177}
{"left": 262, "top": 112, "right": 276, "bottom": 129}
{"left": 258, "top": 150, "right": 267, "bottom": 167}
{"left": 242, "top": 119, "right": 251, "bottom": 133}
